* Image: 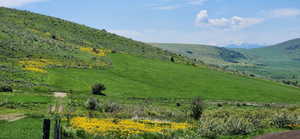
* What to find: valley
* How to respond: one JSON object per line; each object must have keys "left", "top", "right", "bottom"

{"left": 153, "top": 40, "right": 300, "bottom": 86}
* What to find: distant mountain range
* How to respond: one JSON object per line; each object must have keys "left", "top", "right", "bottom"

{"left": 224, "top": 43, "right": 266, "bottom": 49}
{"left": 151, "top": 43, "right": 246, "bottom": 64}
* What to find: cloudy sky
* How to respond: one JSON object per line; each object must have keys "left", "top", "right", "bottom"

{"left": 1, "top": 0, "right": 300, "bottom": 46}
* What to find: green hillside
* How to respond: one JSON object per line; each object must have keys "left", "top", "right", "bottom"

{"left": 0, "top": 7, "right": 299, "bottom": 104}
{"left": 233, "top": 38, "right": 300, "bottom": 82}
{"left": 153, "top": 40, "right": 300, "bottom": 84}
{"left": 151, "top": 43, "right": 246, "bottom": 65}
{"left": 0, "top": 7, "right": 189, "bottom": 89}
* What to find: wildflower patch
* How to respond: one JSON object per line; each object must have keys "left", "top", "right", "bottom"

{"left": 70, "top": 117, "right": 189, "bottom": 136}
{"left": 19, "top": 59, "right": 61, "bottom": 73}
{"left": 80, "top": 47, "right": 111, "bottom": 57}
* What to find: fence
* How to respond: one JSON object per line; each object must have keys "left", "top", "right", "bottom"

{"left": 43, "top": 119, "right": 62, "bottom": 139}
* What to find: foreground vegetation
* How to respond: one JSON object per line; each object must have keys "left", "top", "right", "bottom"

{"left": 2, "top": 90, "right": 300, "bottom": 138}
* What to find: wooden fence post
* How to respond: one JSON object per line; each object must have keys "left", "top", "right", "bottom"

{"left": 54, "top": 119, "right": 62, "bottom": 139}
{"left": 43, "top": 119, "right": 51, "bottom": 139}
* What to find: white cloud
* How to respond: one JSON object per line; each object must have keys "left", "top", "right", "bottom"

{"left": 195, "top": 10, "right": 264, "bottom": 30}
{"left": 267, "top": 8, "right": 300, "bottom": 18}
{"left": 0, "top": 0, "right": 46, "bottom": 7}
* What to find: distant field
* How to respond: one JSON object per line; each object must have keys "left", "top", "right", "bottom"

{"left": 152, "top": 42, "right": 300, "bottom": 83}
{"left": 234, "top": 42, "right": 300, "bottom": 82}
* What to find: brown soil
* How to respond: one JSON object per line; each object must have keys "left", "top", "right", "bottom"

{"left": 53, "top": 92, "right": 67, "bottom": 98}
{"left": 0, "top": 114, "right": 26, "bottom": 122}
{"left": 255, "top": 130, "right": 300, "bottom": 139}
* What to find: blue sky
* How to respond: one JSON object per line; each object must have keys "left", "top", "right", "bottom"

{"left": 1, "top": 0, "right": 300, "bottom": 46}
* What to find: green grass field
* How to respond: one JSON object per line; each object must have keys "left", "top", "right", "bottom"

{"left": 0, "top": 118, "right": 43, "bottom": 139}
{"left": 39, "top": 53, "right": 300, "bottom": 104}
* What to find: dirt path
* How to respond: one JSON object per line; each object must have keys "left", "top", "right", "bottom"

{"left": 50, "top": 92, "right": 67, "bottom": 113}
{"left": 0, "top": 114, "right": 26, "bottom": 122}
{"left": 255, "top": 130, "right": 300, "bottom": 139}
{"left": 54, "top": 92, "right": 67, "bottom": 98}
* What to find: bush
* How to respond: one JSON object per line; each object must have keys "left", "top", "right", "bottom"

{"left": 170, "top": 57, "right": 175, "bottom": 62}
{"left": 104, "top": 102, "right": 122, "bottom": 113}
{"left": 191, "top": 97, "right": 204, "bottom": 120}
{"left": 85, "top": 98, "right": 100, "bottom": 110}
{"left": 272, "top": 112, "right": 298, "bottom": 128}
{"left": 91, "top": 83, "right": 106, "bottom": 96}
{"left": 224, "top": 117, "right": 256, "bottom": 135}
{"left": 198, "top": 116, "right": 256, "bottom": 138}
{"left": 0, "top": 86, "right": 13, "bottom": 92}
{"left": 198, "top": 118, "right": 225, "bottom": 138}
{"left": 217, "top": 103, "right": 223, "bottom": 107}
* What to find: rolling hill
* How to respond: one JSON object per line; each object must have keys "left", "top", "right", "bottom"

{"left": 152, "top": 39, "right": 300, "bottom": 84}
{"left": 225, "top": 43, "right": 265, "bottom": 49}
{"left": 151, "top": 43, "right": 247, "bottom": 65}
{"left": 0, "top": 7, "right": 300, "bottom": 104}
{"left": 233, "top": 38, "right": 300, "bottom": 82}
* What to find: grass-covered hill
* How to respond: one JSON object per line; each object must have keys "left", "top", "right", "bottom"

{"left": 151, "top": 43, "right": 246, "bottom": 65}
{"left": 153, "top": 39, "right": 300, "bottom": 84}
{"left": 0, "top": 7, "right": 300, "bottom": 104}
{"left": 0, "top": 7, "right": 188, "bottom": 88}
{"left": 233, "top": 38, "right": 300, "bottom": 82}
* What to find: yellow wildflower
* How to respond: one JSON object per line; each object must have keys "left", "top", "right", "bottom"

{"left": 80, "top": 47, "right": 110, "bottom": 57}
{"left": 70, "top": 117, "right": 189, "bottom": 136}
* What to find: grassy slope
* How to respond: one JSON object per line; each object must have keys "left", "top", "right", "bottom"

{"left": 44, "top": 53, "right": 300, "bottom": 103}
{"left": 234, "top": 39, "right": 300, "bottom": 81}
{"left": 0, "top": 7, "right": 188, "bottom": 88}
{"left": 0, "top": 7, "right": 299, "bottom": 104}
{"left": 151, "top": 43, "right": 246, "bottom": 65}
{"left": 153, "top": 40, "right": 300, "bottom": 82}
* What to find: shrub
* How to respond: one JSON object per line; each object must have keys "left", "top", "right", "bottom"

{"left": 198, "top": 118, "right": 225, "bottom": 138}
{"left": 250, "top": 74, "right": 256, "bottom": 77}
{"left": 198, "top": 116, "right": 257, "bottom": 138}
{"left": 85, "top": 98, "right": 100, "bottom": 110}
{"left": 91, "top": 83, "right": 106, "bottom": 96}
{"left": 272, "top": 112, "right": 298, "bottom": 128}
{"left": 191, "top": 97, "right": 204, "bottom": 120}
{"left": 224, "top": 117, "right": 256, "bottom": 135}
{"left": 104, "top": 102, "right": 122, "bottom": 113}
{"left": 111, "top": 50, "right": 118, "bottom": 53}
{"left": 170, "top": 57, "right": 175, "bottom": 62}
{"left": 217, "top": 103, "right": 223, "bottom": 107}
{"left": 0, "top": 86, "right": 13, "bottom": 92}
{"left": 62, "top": 126, "right": 77, "bottom": 138}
